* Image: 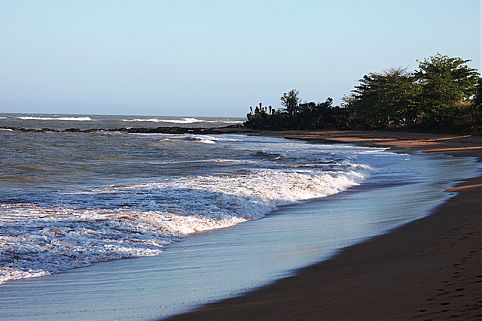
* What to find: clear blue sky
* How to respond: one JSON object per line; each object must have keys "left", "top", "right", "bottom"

{"left": 0, "top": 0, "right": 480, "bottom": 116}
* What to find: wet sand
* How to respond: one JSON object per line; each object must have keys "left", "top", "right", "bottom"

{"left": 165, "top": 130, "right": 482, "bottom": 321}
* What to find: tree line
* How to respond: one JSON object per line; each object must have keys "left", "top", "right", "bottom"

{"left": 244, "top": 54, "right": 481, "bottom": 133}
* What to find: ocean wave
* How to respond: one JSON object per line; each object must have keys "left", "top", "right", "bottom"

{"left": 0, "top": 167, "right": 369, "bottom": 284}
{"left": 253, "top": 150, "right": 286, "bottom": 161}
{"left": 16, "top": 116, "right": 93, "bottom": 121}
{"left": 108, "top": 168, "right": 369, "bottom": 212}
{"left": 163, "top": 117, "right": 211, "bottom": 124}
{"left": 0, "top": 204, "right": 245, "bottom": 284}
{"left": 160, "top": 134, "right": 240, "bottom": 144}
{"left": 122, "top": 117, "right": 242, "bottom": 124}
{"left": 122, "top": 118, "right": 168, "bottom": 122}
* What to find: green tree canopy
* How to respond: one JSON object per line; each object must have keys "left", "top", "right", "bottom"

{"left": 245, "top": 54, "right": 480, "bottom": 133}
{"left": 473, "top": 77, "right": 482, "bottom": 128}
{"left": 472, "top": 77, "right": 482, "bottom": 111}
{"left": 415, "top": 54, "right": 480, "bottom": 128}
{"left": 281, "top": 90, "right": 301, "bottom": 116}
{"left": 347, "top": 68, "right": 418, "bottom": 129}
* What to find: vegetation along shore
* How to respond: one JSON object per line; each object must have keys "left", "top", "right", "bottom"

{"left": 245, "top": 54, "right": 481, "bottom": 134}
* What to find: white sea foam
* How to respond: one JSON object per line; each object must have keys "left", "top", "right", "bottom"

{"left": 122, "top": 118, "right": 168, "bottom": 122}
{"left": 0, "top": 167, "right": 368, "bottom": 284}
{"left": 159, "top": 134, "right": 240, "bottom": 144}
{"left": 162, "top": 117, "right": 209, "bottom": 124}
{"left": 122, "top": 117, "right": 242, "bottom": 124}
{"left": 102, "top": 168, "right": 369, "bottom": 215}
{"left": 0, "top": 204, "right": 245, "bottom": 284}
{"left": 17, "top": 116, "right": 93, "bottom": 121}
{"left": 130, "top": 133, "right": 240, "bottom": 144}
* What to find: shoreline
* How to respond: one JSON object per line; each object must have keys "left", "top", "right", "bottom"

{"left": 164, "top": 130, "right": 482, "bottom": 321}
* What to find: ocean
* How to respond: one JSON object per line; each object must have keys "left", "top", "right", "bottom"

{"left": 0, "top": 113, "right": 244, "bottom": 130}
{"left": 0, "top": 113, "right": 479, "bottom": 320}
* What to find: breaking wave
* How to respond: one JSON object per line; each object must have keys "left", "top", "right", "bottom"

{"left": 122, "top": 117, "right": 242, "bottom": 124}
{"left": 158, "top": 134, "right": 240, "bottom": 144}
{"left": 16, "top": 116, "right": 93, "bottom": 121}
{"left": 0, "top": 167, "right": 368, "bottom": 284}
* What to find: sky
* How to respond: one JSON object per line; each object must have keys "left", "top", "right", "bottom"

{"left": 0, "top": 0, "right": 480, "bottom": 117}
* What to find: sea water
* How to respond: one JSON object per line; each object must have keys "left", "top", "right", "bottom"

{"left": 0, "top": 113, "right": 243, "bottom": 130}
{"left": 0, "top": 114, "right": 479, "bottom": 321}
{"left": 0, "top": 120, "right": 381, "bottom": 284}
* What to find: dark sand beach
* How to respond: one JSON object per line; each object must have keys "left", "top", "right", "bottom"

{"left": 166, "top": 130, "right": 482, "bottom": 321}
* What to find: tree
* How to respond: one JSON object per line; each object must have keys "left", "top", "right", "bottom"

{"left": 346, "top": 68, "right": 418, "bottom": 129}
{"left": 281, "top": 89, "right": 300, "bottom": 116}
{"left": 244, "top": 54, "right": 480, "bottom": 133}
{"left": 415, "top": 54, "right": 480, "bottom": 128}
{"left": 474, "top": 77, "right": 482, "bottom": 112}
{"left": 473, "top": 77, "right": 482, "bottom": 131}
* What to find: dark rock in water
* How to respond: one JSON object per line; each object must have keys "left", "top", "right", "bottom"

{"left": 0, "top": 126, "right": 60, "bottom": 132}
{"left": 84, "top": 128, "right": 101, "bottom": 133}
{"left": 0, "top": 125, "right": 249, "bottom": 135}
{"left": 114, "top": 126, "right": 219, "bottom": 134}
{"left": 0, "top": 126, "right": 59, "bottom": 132}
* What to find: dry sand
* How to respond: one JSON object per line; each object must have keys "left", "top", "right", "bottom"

{"left": 165, "top": 130, "right": 481, "bottom": 321}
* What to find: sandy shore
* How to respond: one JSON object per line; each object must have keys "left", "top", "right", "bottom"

{"left": 165, "top": 130, "right": 481, "bottom": 321}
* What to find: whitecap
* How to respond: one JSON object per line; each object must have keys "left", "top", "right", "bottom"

{"left": 122, "top": 117, "right": 242, "bottom": 124}
{"left": 0, "top": 165, "right": 370, "bottom": 284}
{"left": 17, "top": 116, "right": 93, "bottom": 121}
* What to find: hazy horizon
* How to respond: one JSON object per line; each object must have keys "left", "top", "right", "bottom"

{"left": 1, "top": 0, "right": 480, "bottom": 117}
